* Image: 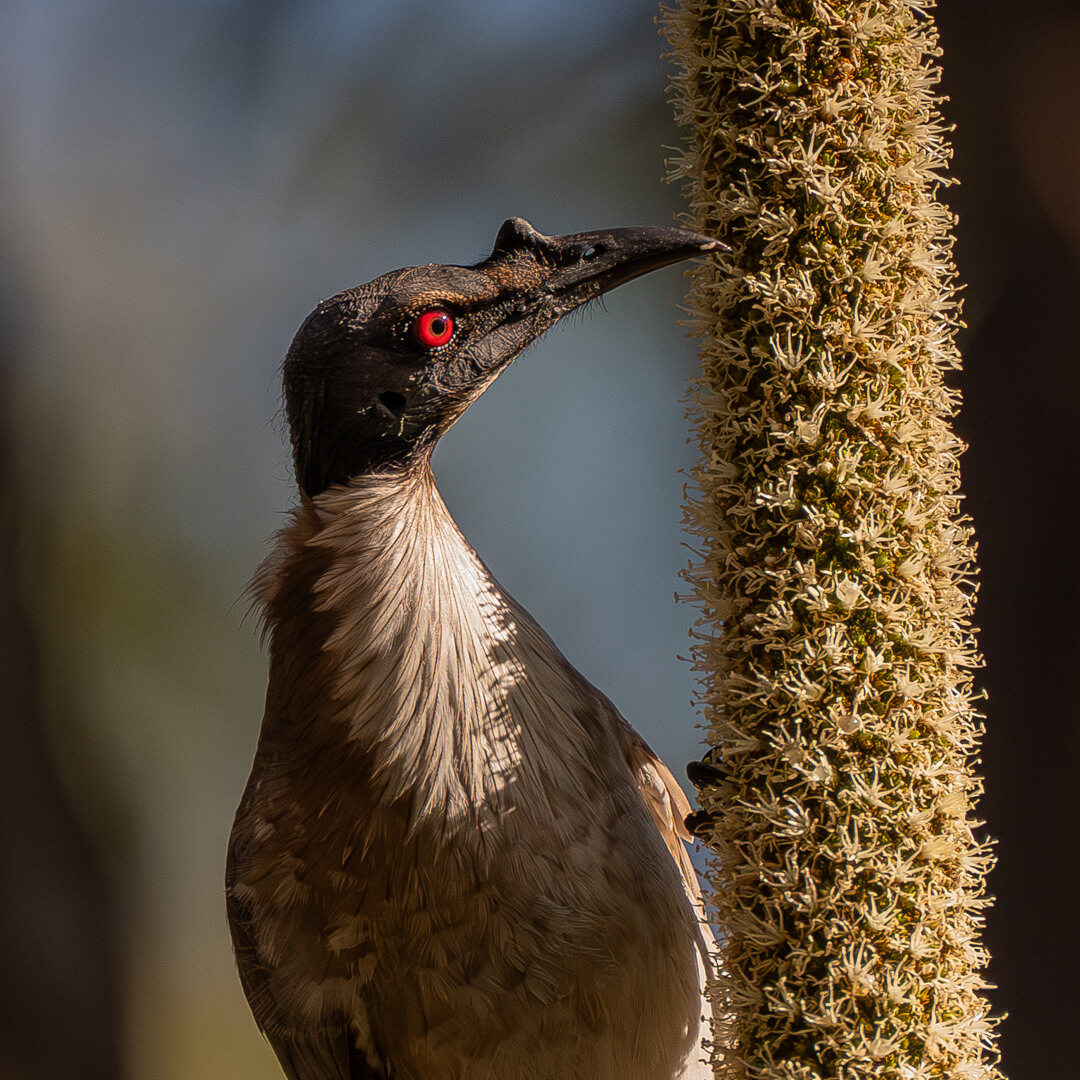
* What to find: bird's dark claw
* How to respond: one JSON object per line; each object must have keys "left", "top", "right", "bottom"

{"left": 684, "top": 809, "right": 717, "bottom": 840}
{"left": 685, "top": 752, "right": 724, "bottom": 786}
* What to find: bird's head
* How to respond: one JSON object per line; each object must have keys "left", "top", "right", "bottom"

{"left": 283, "top": 216, "right": 720, "bottom": 497}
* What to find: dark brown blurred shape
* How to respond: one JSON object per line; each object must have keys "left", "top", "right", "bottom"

{"left": 939, "top": 4, "right": 1080, "bottom": 1077}
{"left": 0, "top": 338, "right": 121, "bottom": 1077}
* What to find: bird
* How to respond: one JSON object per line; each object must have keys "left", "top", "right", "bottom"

{"left": 227, "top": 216, "right": 722, "bottom": 1080}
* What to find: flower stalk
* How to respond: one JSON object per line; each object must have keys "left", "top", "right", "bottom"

{"left": 661, "top": 2, "right": 1002, "bottom": 1078}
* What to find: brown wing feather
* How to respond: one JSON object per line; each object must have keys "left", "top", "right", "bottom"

{"left": 608, "top": 716, "right": 701, "bottom": 903}
{"left": 609, "top": 715, "right": 722, "bottom": 1074}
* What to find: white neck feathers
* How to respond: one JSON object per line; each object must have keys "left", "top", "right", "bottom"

{"left": 255, "top": 467, "right": 597, "bottom": 821}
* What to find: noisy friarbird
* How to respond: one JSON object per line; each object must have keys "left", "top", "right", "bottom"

{"left": 227, "top": 217, "right": 722, "bottom": 1080}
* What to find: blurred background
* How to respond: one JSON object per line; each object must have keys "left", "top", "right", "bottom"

{"left": 0, "top": 1, "right": 1075, "bottom": 1078}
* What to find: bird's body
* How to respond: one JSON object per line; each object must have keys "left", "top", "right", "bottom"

{"left": 228, "top": 219, "right": 721, "bottom": 1080}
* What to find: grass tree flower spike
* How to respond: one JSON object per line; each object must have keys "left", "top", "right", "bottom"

{"left": 662, "top": 2, "right": 1003, "bottom": 1078}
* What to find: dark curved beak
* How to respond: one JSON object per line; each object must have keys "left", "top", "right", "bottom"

{"left": 480, "top": 217, "right": 724, "bottom": 316}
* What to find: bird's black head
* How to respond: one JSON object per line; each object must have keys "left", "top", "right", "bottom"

{"left": 284, "top": 217, "right": 720, "bottom": 497}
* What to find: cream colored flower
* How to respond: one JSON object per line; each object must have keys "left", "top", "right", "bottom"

{"left": 664, "top": 0, "right": 1000, "bottom": 1076}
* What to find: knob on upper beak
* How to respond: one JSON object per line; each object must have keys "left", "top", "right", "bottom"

{"left": 481, "top": 217, "right": 725, "bottom": 313}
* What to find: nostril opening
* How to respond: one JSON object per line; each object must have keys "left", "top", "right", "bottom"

{"left": 581, "top": 245, "right": 599, "bottom": 261}
{"left": 378, "top": 391, "right": 407, "bottom": 417}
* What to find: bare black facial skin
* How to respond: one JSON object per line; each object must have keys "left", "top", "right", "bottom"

{"left": 284, "top": 218, "right": 721, "bottom": 498}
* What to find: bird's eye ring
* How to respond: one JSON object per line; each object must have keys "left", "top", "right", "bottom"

{"left": 411, "top": 308, "right": 456, "bottom": 349}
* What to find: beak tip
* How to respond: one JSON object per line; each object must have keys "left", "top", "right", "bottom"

{"left": 698, "top": 238, "right": 730, "bottom": 254}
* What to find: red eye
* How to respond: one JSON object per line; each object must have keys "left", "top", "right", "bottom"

{"left": 412, "top": 308, "right": 455, "bottom": 348}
